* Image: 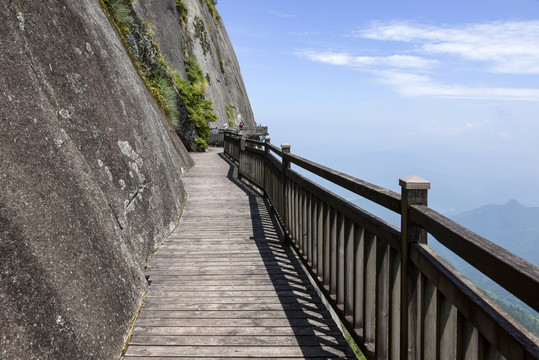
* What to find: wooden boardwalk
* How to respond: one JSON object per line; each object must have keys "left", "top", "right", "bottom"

{"left": 123, "top": 148, "right": 355, "bottom": 359}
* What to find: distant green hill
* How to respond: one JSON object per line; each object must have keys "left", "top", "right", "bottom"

{"left": 454, "top": 199, "right": 539, "bottom": 266}
{"left": 429, "top": 199, "right": 539, "bottom": 336}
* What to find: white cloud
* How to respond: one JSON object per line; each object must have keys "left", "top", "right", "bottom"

{"left": 376, "top": 70, "right": 539, "bottom": 101}
{"left": 295, "top": 50, "right": 436, "bottom": 69}
{"left": 357, "top": 20, "right": 539, "bottom": 74}
{"left": 291, "top": 31, "right": 321, "bottom": 37}
{"left": 270, "top": 10, "right": 298, "bottom": 18}
{"left": 294, "top": 20, "right": 539, "bottom": 101}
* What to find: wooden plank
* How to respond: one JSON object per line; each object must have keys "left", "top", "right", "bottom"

{"left": 129, "top": 335, "right": 349, "bottom": 346}
{"left": 132, "top": 325, "right": 341, "bottom": 337}
{"left": 134, "top": 317, "right": 338, "bottom": 328}
{"left": 135, "top": 309, "right": 330, "bottom": 320}
{"left": 125, "top": 345, "right": 354, "bottom": 358}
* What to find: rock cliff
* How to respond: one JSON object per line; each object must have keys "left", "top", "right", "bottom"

{"left": 0, "top": 0, "right": 252, "bottom": 358}
{"left": 132, "top": 0, "right": 255, "bottom": 130}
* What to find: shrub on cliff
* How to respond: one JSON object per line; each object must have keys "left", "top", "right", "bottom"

{"left": 185, "top": 56, "right": 208, "bottom": 93}
{"left": 148, "top": 73, "right": 180, "bottom": 129}
{"left": 173, "top": 70, "right": 216, "bottom": 151}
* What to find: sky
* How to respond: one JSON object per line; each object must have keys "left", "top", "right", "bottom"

{"left": 217, "top": 0, "right": 539, "bottom": 214}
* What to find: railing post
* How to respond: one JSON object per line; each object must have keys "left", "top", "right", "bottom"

{"left": 263, "top": 136, "right": 271, "bottom": 196}
{"left": 400, "top": 175, "right": 430, "bottom": 360}
{"left": 281, "top": 143, "right": 291, "bottom": 242}
{"left": 238, "top": 133, "right": 245, "bottom": 180}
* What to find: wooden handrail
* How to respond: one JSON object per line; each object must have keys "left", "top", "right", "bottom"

{"left": 222, "top": 134, "right": 539, "bottom": 360}
{"left": 410, "top": 204, "right": 539, "bottom": 312}
{"left": 285, "top": 152, "right": 401, "bottom": 213}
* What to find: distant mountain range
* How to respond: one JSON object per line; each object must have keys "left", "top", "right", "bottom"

{"left": 429, "top": 199, "right": 539, "bottom": 336}
{"left": 452, "top": 199, "right": 539, "bottom": 266}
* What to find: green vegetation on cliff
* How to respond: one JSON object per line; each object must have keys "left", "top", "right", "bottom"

{"left": 173, "top": 70, "right": 216, "bottom": 150}
{"left": 225, "top": 103, "right": 236, "bottom": 127}
{"left": 101, "top": 0, "right": 217, "bottom": 151}
{"left": 175, "top": 0, "right": 188, "bottom": 26}
{"left": 205, "top": 0, "right": 220, "bottom": 21}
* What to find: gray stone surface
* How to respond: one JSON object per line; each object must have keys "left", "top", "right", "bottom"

{"left": 133, "top": 0, "right": 256, "bottom": 129}
{"left": 0, "top": 1, "right": 194, "bottom": 358}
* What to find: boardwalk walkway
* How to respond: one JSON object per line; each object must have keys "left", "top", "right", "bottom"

{"left": 123, "top": 148, "right": 355, "bottom": 359}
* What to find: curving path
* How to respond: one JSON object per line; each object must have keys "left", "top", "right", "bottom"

{"left": 123, "top": 148, "right": 355, "bottom": 359}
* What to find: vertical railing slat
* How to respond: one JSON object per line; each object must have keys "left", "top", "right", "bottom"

{"left": 439, "top": 294, "right": 457, "bottom": 360}
{"left": 323, "top": 204, "right": 331, "bottom": 288}
{"left": 344, "top": 218, "right": 354, "bottom": 317}
{"left": 330, "top": 208, "right": 338, "bottom": 297}
{"left": 375, "top": 239, "right": 390, "bottom": 359}
{"left": 364, "top": 230, "right": 376, "bottom": 346}
{"left": 337, "top": 213, "right": 346, "bottom": 306}
{"left": 389, "top": 247, "right": 401, "bottom": 360}
{"left": 423, "top": 277, "right": 438, "bottom": 360}
{"left": 457, "top": 313, "right": 479, "bottom": 360}
{"left": 311, "top": 194, "right": 317, "bottom": 269}
{"left": 317, "top": 198, "right": 324, "bottom": 278}
{"left": 354, "top": 224, "right": 365, "bottom": 331}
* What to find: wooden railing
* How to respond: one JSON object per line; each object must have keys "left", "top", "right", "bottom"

{"left": 223, "top": 131, "right": 539, "bottom": 360}
{"left": 208, "top": 129, "right": 224, "bottom": 146}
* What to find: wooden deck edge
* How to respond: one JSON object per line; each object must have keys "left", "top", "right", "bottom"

{"left": 121, "top": 189, "right": 188, "bottom": 358}
{"left": 119, "top": 290, "right": 148, "bottom": 360}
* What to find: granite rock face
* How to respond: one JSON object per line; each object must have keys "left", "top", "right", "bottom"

{"left": 133, "top": 0, "right": 256, "bottom": 129}
{"left": 0, "top": 0, "right": 195, "bottom": 358}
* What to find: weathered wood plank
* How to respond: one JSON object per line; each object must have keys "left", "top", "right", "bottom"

{"left": 135, "top": 309, "right": 330, "bottom": 320}
{"left": 125, "top": 345, "right": 354, "bottom": 358}
{"left": 129, "top": 335, "right": 348, "bottom": 346}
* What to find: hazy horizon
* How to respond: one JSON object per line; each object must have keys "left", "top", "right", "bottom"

{"left": 218, "top": 1, "right": 539, "bottom": 214}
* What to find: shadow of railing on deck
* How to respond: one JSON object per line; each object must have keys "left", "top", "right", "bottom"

{"left": 218, "top": 152, "right": 355, "bottom": 358}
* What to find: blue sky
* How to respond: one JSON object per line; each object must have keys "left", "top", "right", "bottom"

{"left": 218, "top": 1, "right": 539, "bottom": 213}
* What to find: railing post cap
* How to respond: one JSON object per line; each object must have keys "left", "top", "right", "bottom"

{"left": 281, "top": 143, "right": 291, "bottom": 150}
{"left": 265, "top": 136, "right": 271, "bottom": 143}
{"left": 399, "top": 175, "right": 431, "bottom": 190}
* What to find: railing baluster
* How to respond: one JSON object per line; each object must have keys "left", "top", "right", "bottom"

{"left": 376, "top": 238, "right": 389, "bottom": 359}
{"left": 389, "top": 246, "right": 401, "bottom": 360}
{"left": 330, "top": 208, "right": 338, "bottom": 297}
{"left": 423, "top": 277, "right": 438, "bottom": 359}
{"left": 457, "top": 312, "right": 479, "bottom": 360}
{"left": 337, "top": 213, "right": 346, "bottom": 307}
{"left": 323, "top": 204, "right": 331, "bottom": 287}
{"left": 293, "top": 182, "right": 300, "bottom": 247}
{"left": 311, "top": 194, "right": 317, "bottom": 269}
{"left": 439, "top": 294, "right": 457, "bottom": 360}
{"left": 344, "top": 218, "right": 354, "bottom": 317}
{"left": 364, "top": 230, "right": 376, "bottom": 348}
{"left": 317, "top": 198, "right": 324, "bottom": 278}
{"left": 301, "top": 188, "right": 308, "bottom": 257}
{"left": 354, "top": 224, "right": 365, "bottom": 331}
{"left": 306, "top": 191, "right": 312, "bottom": 263}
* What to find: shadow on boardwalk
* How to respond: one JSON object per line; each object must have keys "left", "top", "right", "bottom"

{"left": 219, "top": 152, "right": 355, "bottom": 359}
